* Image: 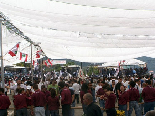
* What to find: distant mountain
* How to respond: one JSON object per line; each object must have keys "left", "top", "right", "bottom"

{"left": 137, "top": 56, "right": 155, "bottom": 72}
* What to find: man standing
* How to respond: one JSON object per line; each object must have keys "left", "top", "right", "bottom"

{"left": 31, "top": 84, "right": 46, "bottom": 116}
{"left": 127, "top": 81, "right": 141, "bottom": 116}
{"left": 83, "top": 93, "right": 102, "bottom": 116}
{"left": 72, "top": 80, "right": 80, "bottom": 104}
{"left": 59, "top": 81, "right": 72, "bottom": 116}
{"left": 0, "top": 88, "right": 11, "bottom": 116}
{"left": 10, "top": 79, "right": 27, "bottom": 95}
{"left": 41, "top": 85, "right": 51, "bottom": 116}
{"left": 115, "top": 77, "right": 122, "bottom": 99}
{"left": 142, "top": 80, "right": 155, "bottom": 114}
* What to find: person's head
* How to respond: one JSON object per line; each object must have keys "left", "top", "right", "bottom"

{"left": 74, "top": 80, "right": 77, "bottom": 83}
{"left": 83, "top": 93, "right": 93, "bottom": 105}
{"left": 97, "top": 80, "right": 101, "bottom": 85}
{"left": 0, "top": 88, "right": 4, "bottom": 94}
{"left": 105, "top": 86, "right": 112, "bottom": 96}
{"left": 81, "top": 83, "right": 88, "bottom": 94}
{"left": 33, "top": 84, "right": 38, "bottom": 90}
{"left": 41, "top": 85, "right": 46, "bottom": 92}
{"left": 120, "top": 85, "right": 125, "bottom": 92}
{"left": 52, "top": 80, "right": 55, "bottom": 85}
{"left": 50, "top": 88, "right": 56, "bottom": 98}
{"left": 142, "top": 83, "right": 147, "bottom": 88}
{"left": 118, "top": 77, "right": 122, "bottom": 83}
{"left": 145, "top": 80, "right": 151, "bottom": 85}
{"left": 135, "top": 79, "right": 141, "bottom": 85}
{"left": 101, "top": 81, "right": 105, "bottom": 87}
{"left": 58, "top": 81, "right": 65, "bottom": 89}
{"left": 16, "top": 87, "right": 24, "bottom": 94}
{"left": 129, "top": 81, "right": 136, "bottom": 88}
{"left": 112, "top": 80, "right": 115, "bottom": 85}
{"left": 64, "top": 83, "right": 69, "bottom": 88}
{"left": 16, "top": 79, "right": 21, "bottom": 85}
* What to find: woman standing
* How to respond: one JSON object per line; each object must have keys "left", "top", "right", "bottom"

{"left": 47, "top": 88, "right": 60, "bottom": 116}
{"left": 118, "top": 85, "right": 129, "bottom": 116}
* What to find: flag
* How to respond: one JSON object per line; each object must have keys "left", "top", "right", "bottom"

{"left": 78, "top": 68, "right": 85, "bottom": 79}
{"left": 20, "top": 52, "right": 28, "bottom": 62}
{"left": 8, "top": 42, "right": 20, "bottom": 57}
{"left": 33, "top": 59, "right": 38, "bottom": 65}
{"left": 36, "top": 50, "right": 42, "bottom": 58}
{"left": 45, "top": 59, "right": 52, "bottom": 67}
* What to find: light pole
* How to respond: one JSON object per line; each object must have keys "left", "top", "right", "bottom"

{"left": 0, "top": 16, "right": 4, "bottom": 88}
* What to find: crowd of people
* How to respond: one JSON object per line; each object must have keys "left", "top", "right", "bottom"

{"left": 0, "top": 71, "right": 155, "bottom": 116}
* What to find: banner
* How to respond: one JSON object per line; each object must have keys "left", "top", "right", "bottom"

{"left": 51, "top": 60, "right": 66, "bottom": 65}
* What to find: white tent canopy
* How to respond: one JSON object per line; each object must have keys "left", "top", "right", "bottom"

{"left": 0, "top": 0, "right": 155, "bottom": 63}
{"left": 100, "top": 59, "right": 145, "bottom": 67}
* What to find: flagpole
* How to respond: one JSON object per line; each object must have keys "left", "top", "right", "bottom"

{"left": 0, "top": 16, "right": 4, "bottom": 88}
{"left": 31, "top": 43, "right": 33, "bottom": 83}
{"left": 41, "top": 58, "right": 43, "bottom": 78}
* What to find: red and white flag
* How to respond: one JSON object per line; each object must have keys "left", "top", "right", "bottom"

{"left": 45, "top": 59, "right": 52, "bottom": 67}
{"left": 33, "top": 59, "right": 39, "bottom": 66}
{"left": 20, "top": 52, "right": 28, "bottom": 62}
{"left": 8, "top": 42, "right": 20, "bottom": 57}
{"left": 36, "top": 50, "right": 42, "bottom": 58}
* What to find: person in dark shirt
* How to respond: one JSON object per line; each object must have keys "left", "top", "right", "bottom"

{"left": 127, "top": 81, "right": 141, "bottom": 116}
{"left": 0, "top": 88, "right": 11, "bottom": 116}
{"left": 115, "top": 77, "right": 122, "bottom": 98}
{"left": 59, "top": 81, "right": 72, "bottom": 116}
{"left": 83, "top": 93, "right": 102, "bottom": 116}
{"left": 118, "top": 85, "right": 129, "bottom": 116}
{"left": 41, "top": 85, "right": 51, "bottom": 116}
{"left": 47, "top": 88, "right": 60, "bottom": 116}
{"left": 31, "top": 84, "right": 46, "bottom": 116}
{"left": 104, "top": 86, "right": 117, "bottom": 116}
{"left": 142, "top": 80, "right": 155, "bottom": 115}
{"left": 96, "top": 81, "right": 106, "bottom": 115}
{"left": 14, "top": 88, "right": 28, "bottom": 116}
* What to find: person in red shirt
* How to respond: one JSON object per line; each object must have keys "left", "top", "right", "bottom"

{"left": 31, "top": 84, "right": 46, "bottom": 116}
{"left": 80, "top": 83, "right": 92, "bottom": 115}
{"left": 142, "top": 80, "right": 155, "bottom": 114}
{"left": 104, "top": 86, "right": 117, "bottom": 116}
{"left": 118, "top": 85, "right": 129, "bottom": 116}
{"left": 0, "top": 88, "right": 11, "bottom": 116}
{"left": 59, "top": 81, "right": 72, "bottom": 116}
{"left": 47, "top": 88, "right": 60, "bottom": 116}
{"left": 96, "top": 81, "right": 107, "bottom": 114}
{"left": 14, "top": 88, "right": 28, "bottom": 116}
{"left": 127, "top": 81, "right": 141, "bottom": 116}
{"left": 41, "top": 85, "right": 51, "bottom": 116}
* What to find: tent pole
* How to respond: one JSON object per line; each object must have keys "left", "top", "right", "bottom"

{"left": 81, "top": 62, "right": 82, "bottom": 69}
{"left": 0, "top": 16, "right": 4, "bottom": 88}
{"left": 31, "top": 43, "right": 33, "bottom": 83}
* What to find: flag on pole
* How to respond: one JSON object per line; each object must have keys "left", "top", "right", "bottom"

{"left": 45, "top": 59, "right": 52, "bottom": 67}
{"left": 8, "top": 42, "right": 20, "bottom": 57}
{"left": 36, "top": 50, "right": 42, "bottom": 58}
{"left": 20, "top": 52, "right": 28, "bottom": 62}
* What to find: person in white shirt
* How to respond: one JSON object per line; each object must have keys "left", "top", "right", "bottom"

{"left": 72, "top": 80, "right": 80, "bottom": 104}
{"left": 95, "top": 80, "right": 102, "bottom": 102}
{"left": 10, "top": 79, "right": 27, "bottom": 95}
